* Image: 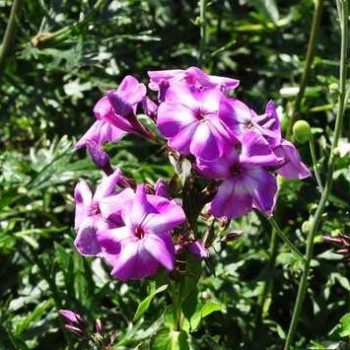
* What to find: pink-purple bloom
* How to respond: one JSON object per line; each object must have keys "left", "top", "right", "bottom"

{"left": 157, "top": 82, "right": 237, "bottom": 161}
{"left": 73, "top": 68, "right": 312, "bottom": 282}
{"left": 74, "top": 169, "right": 124, "bottom": 256}
{"left": 197, "top": 131, "right": 279, "bottom": 218}
{"left": 96, "top": 185, "right": 185, "bottom": 280}
{"left": 75, "top": 76, "right": 148, "bottom": 167}
{"left": 148, "top": 66, "right": 239, "bottom": 101}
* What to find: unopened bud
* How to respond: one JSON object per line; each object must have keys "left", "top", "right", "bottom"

{"left": 329, "top": 82, "right": 339, "bottom": 94}
{"left": 223, "top": 231, "right": 243, "bottom": 242}
{"left": 65, "top": 324, "right": 84, "bottom": 337}
{"left": 293, "top": 120, "right": 311, "bottom": 144}
{"left": 301, "top": 221, "right": 310, "bottom": 234}
{"left": 95, "top": 318, "right": 104, "bottom": 334}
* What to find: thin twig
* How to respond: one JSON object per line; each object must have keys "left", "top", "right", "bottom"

{"left": 0, "top": 0, "right": 23, "bottom": 83}
{"left": 286, "top": 0, "right": 324, "bottom": 138}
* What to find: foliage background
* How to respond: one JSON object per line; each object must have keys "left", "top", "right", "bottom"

{"left": 0, "top": 0, "right": 350, "bottom": 349}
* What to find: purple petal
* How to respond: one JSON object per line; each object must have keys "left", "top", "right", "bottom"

{"left": 94, "top": 169, "right": 123, "bottom": 201}
{"left": 196, "top": 150, "right": 236, "bottom": 179}
{"left": 117, "top": 75, "right": 147, "bottom": 110}
{"left": 59, "top": 310, "right": 83, "bottom": 325}
{"left": 110, "top": 241, "right": 160, "bottom": 280}
{"left": 244, "top": 168, "right": 277, "bottom": 215}
{"left": 107, "top": 91, "right": 134, "bottom": 118}
{"left": 240, "top": 131, "right": 279, "bottom": 167}
{"left": 190, "top": 122, "right": 221, "bottom": 161}
{"left": 93, "top": 96, "right": 114, "bottom": 120}
{"left": 143, "top": 232, "right": 175, "bottom": 270}
{"left": 97, "top": 226, "right": 133, "bottom": 265}
{"left": 74, "top": 180, "right": 92, "bottom": 230}
{"left": 127, "top": 185, "right": 157, "bottom": 227}
{"left": 154, "top": 178, "right": 170, "bottom": 198}
{"left": 209, "top": 179, "right": 253, "bottom": 219}
{"left": 75, "top": 120, "right": 126, "bottom": 150}
{"left": 86, "top": 141, "right": 110, "bottom": 168}
{"left": 74, "top": 217, "right": 105, "bottom": 256}
{"left": 188, "top": 241, "right": 209, "bottom": 259}
{"left": 157, "top": 103, "right": 197, "bottom": 138}
{"left": 167, "top": 123, "right": 198, "bottom": 155}
{"left": 142, "top": 96, "right": 158, "bottom": 118}
{"left": 144, "top": 200, "right": 185, "bottom": 234}
{"left": 275, "top": 140, "right": 311, "bottom": 179}
{"left": 99, "top": 188, "right": 134, "bottom": 222}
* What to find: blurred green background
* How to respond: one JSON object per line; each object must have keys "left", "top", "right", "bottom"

{"left": 1, "top": 0, "right": 350, "bottom": 349}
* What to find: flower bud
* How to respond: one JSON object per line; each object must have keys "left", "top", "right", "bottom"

{"left": 95, "top": 318, "right": 104, "bottom": 335}
{"left": 292, "top": 120, "right": 311, "bottom": 144}
{"left": 329, "top": 82, "right": 338, "bottom": 94}
{"left": 301, "top": 221, "right": 310, "bottom": 235}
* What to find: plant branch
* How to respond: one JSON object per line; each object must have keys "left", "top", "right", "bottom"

{"left": 0, "top": 0, "right": 23, "bottom": 83}
{"left": 284, "top": 1, "right": 348, "bottom": 348}
{"left": 286, "top": 0, "right": 324, "bottom": 138}
{"left": 266, "top": 216, "right": 304, "bottom": 260}
{"left": 198, "top": 0, "right": 207, "bottom": 66}
{"left": 309, "top": 134, "right": 323, "bottom": 192}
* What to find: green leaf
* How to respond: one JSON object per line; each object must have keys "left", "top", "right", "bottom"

{"left": 133, "top": 284, "right": 168, "bottom": 321}
{"left": 339, "top": 313, "right": 350, "bottom": 337}
{"left": 201, "top": 301, "right": 225, "bottom": 318}
{"left": 150, "top": 328, "right": 189, "bottom": 350}
{"left": 251, "top": 0, "right": 279, "bottom": 24}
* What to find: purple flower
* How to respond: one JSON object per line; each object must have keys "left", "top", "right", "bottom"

{"left": 188, "top": 241, "right": 209, "bottom": 259}
{"left": 157, "top": 82, "right": 237, "bottom": 161}
{"left": 74, "top": 169, "right": 124, "bottom": 256}
{"left": 197, "top": 131, "right": 279, "bottom": 219}
{"left": 228, "top": 99, "right": 282, "bottom": 147}
{"left": 59, "top": 309, "right": 86, "bottom": 337}
{"left": 59, "top": 309, "right": 84, "bottom": 325}
{"left": 273, "top": 139, "right": 311, "bottom": 179}
{"left": 148, "top": 66, "right": 239, "bottom": 101}
{"left": 75, "top": 76, "right": 147, "bottom": 166}
{"left": 154, "top": 178, "right": 170, "bottom": 198}
{"left": 96, "top": 185, "right": 186, "bottom": 280}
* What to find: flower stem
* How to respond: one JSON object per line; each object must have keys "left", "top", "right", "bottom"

{"left": 286, "top": 0, "right": 324, "bottom": 139}
{"left": 284, "top": 2, "right": 348, "bottom": 348}
{"left": 309, "top": 133, "right": 323, "bottom": 192}
{"left": 266, "top": 216, "right": 304, "bottom": 260}
{"left": 0, "top": 0, "right": 23, "bottom": 84}
{"left": 198, "top": 0, "right": 207, "bottom": 66}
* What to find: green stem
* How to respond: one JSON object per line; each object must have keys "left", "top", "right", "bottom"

{"left": 31, "top": 0, "right": 105, "bottom": 47}
{"left": 171, "top": 281, "right": 182, "bottom": 331}
{"left": 286, "top": 0, "right": 324, "bottom": 139}
{"left": 284, "top": 2, "right": 348, "bottom": 348}
{"left": 309, "top": 134, "right": 323, "bottom": 192}
{"left": 267, "top": 217, "right": 304, "bottom": 260}
{"left": 253, "top": 227, "right": 279, "bottom": 340}
{"left": 0, "top": 0, "right": 23, "bottom": 83}
{"left": 198, "top": 0, "right": 207, "bottom": 66}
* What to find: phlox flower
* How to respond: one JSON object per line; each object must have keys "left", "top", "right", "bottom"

{"left": 197, "top": 131, "right": 279, "bottom": 219}
{"left": 273, "top": 139, "right": 311, "bottom": 179}
{"left": 96, "top": 185, "right": 186, "bottom": 281}
{"left": 228, "top": 99, "right": 282, "bottom": 147}
{"left": 157, "top": 82, "right": 238, "bottom": 161}
{"left": 75, "top": 76, "right": 147, "bottom": 166}
{"left": 148, "top": 66, "right": 239, "bottom": 101}
{"left": 74, "top": 169, "right": 124, "bottom": 256}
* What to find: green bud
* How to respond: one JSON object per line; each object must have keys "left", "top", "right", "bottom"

{"left": 293, "top": 120, "right": 311, "bottom": 144}
{"left": 329, "top": 82, "right": 339, "bottom": 94}
{"left": 301, "top": 221, "right": 310, "bottom": 235}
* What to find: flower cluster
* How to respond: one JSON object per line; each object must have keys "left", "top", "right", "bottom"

{"left": 74, "top": 67, "right": 310, "bottom": 280}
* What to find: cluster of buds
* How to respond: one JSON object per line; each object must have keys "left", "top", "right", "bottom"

{"left": 323, "top": 234, "right": 350, "bottom": 258}
{"left": 59, "top": 310, "right": 111, "bottom": 347}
